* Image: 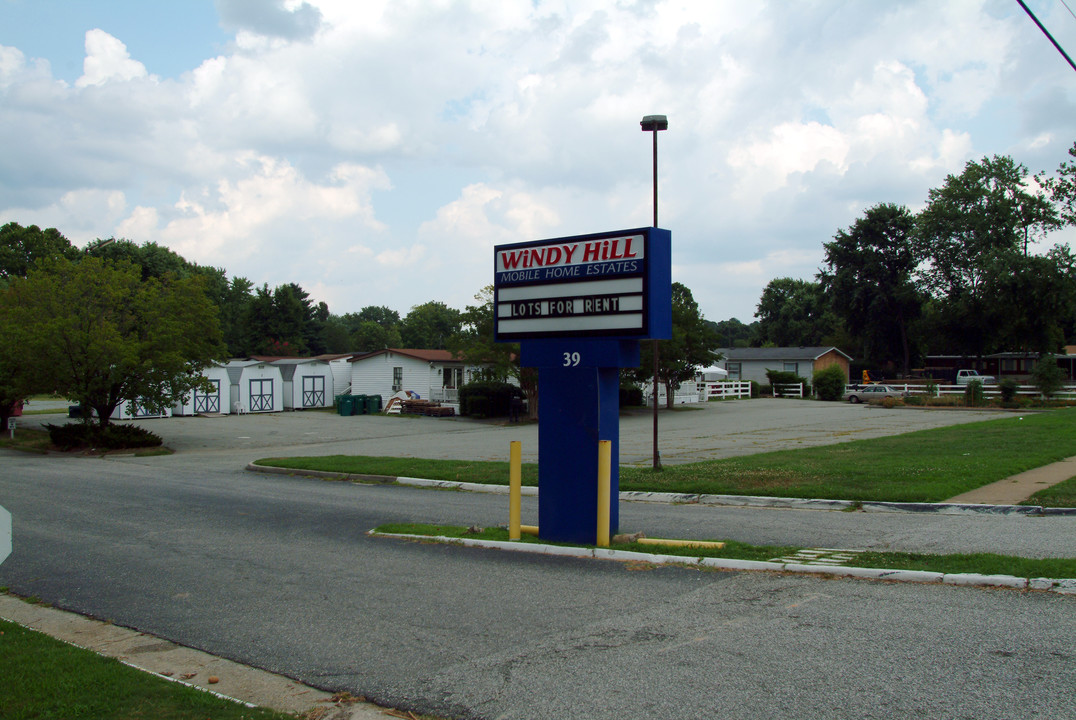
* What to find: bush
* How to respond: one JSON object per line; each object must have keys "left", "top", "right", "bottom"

{"left": 999, "top": 377, "right": 1020, "bottom": 402}
{"left": 459, "top": 381, "right": 523, "bottom": 418}
{"left": 619, "top": 384, "right": 644, "bottom": 407}
{"left": 1032, "top": 354, "right": 1065, "bottom": 399}
{"left": 765, "top": 370, "right": 807, "bottom": 397}
{"left": 45, "top": 423, "right": 163, "bottom": 451}
{"left": 964, "top": 380, "right": 984, "bottom": 407}
{"left": 812, "top": 365, "right": 848, "bottom": 401}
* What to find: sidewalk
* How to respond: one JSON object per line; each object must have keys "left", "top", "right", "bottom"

{"left": 0, "top": 594, "right": 393, "bottom": 720}
{"left": 945, "top": 455, "right": 1076, "bottom": 505}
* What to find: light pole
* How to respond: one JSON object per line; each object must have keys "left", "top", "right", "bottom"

{"left": 640, "top": 114, "right": 667, "bottom": 471}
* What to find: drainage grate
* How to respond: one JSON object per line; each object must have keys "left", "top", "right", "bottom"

{"left": 769, "top": 548, "right": 863, "bottom": 566}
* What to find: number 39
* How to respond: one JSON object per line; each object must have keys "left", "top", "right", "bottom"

{"left": 562, "top": 352, "right": 581, "bottom": 367}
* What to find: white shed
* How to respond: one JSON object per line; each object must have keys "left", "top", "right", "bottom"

{"left": 113, "top": 398, "right": 172, "bottom": 420}
{"left": 272, "top": 358, "right": 335, "bottom": 410}
{"left": 173, "top": 364, "right": 231, "bottom": 416}
{"left": 225, "top": 360, "right": 284, "bottom": 414}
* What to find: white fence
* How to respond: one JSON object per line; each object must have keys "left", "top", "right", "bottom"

{"left": 855, "top": 383, "right": 1076, "bottom": 399}
{"left": 697, "top": 381, "right": 752, "bottom": 400}
{"left": 772, "top": 383, "right": 804, "bottom": 398}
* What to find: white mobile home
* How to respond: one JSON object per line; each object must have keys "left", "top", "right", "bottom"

{"left": 349, "top": 349, "right": 480, "bottom": 407}
{"left": 716, "top": 347, "right": 852, "bottom": 385}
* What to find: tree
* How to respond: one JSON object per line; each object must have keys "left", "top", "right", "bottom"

{"left": 240, "top": 282, "right": 323, "bottom": 355}
{"left": 1042, "top": 140, "right": 1076, "bottom": 227}
{"left": 351, "top": 320, "right": 402, "bottom": 352}
{"left": 447, "top": 286, "right": 538, "bottom": 418}
{"left": 709, "top": 317, "right": 756, "bottom": 348}
{"left": 820, "top": 203, "right": 923, "bottom": 375}
{"left": 400, "top": 301, "right": 462, "bottom": 348}
{"left": 1, "top": 223, "right": 82, "bottom": 427}
{"left": 918, "top": 155, "right": 1060, "bottom": 293}
{"left": 978, "top": 245, "right": 1076, "bottom": 353}
{"left": 0, "top": 222, "right": 78, "bottom": 283}
{"left": 1, "top": 257, "right": 225, "bottom": 427}
{"left": 917, "top": 154, "right": 1061, "bottom": 358}
{"left": 634, "top": 283, "right": 722, "bottom": 409}
{"left": 357, "top": 305, "right": 402, "bottom": 328}
{"left": 754, "top": 278, "right": 835, "bottom": 347}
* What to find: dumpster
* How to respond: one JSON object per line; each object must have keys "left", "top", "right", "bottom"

{"left": 336, "top": 396, "right": 354, "bottom": 416}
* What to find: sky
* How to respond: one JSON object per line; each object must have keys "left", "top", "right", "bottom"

{"left": 1, "top": 0, "right": 1074, "bottom": 325}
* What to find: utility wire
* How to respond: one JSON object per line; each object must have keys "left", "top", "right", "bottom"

{"left": 1016, "top": 0, "right": 1076, "bottom": 72}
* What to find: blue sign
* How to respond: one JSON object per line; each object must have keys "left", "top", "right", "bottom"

{"left": 494, "top": 227, "right": 671, "bottom": 341}
{"left": 495, "top": 228, "right": 672, "bottom": 545}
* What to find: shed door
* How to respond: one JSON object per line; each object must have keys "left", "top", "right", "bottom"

{"left": 249, "top": 378, "right": 273, "bottom": 412}
{"left": 302, "top": 376, "right": 325, "bottom": 408}
{"left": 194, "top": 380, "right": 221, "bottom": 413}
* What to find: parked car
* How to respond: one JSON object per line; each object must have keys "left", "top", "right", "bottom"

{"left": 844, "top": 384, "right": 909, "bottom": 403}
{"left": 955, "top": 369, "right": 996, "bottom": 385}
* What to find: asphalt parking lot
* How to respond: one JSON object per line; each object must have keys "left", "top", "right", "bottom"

{"left": 19, "top": 397, "right": 1013, "bottom": 466}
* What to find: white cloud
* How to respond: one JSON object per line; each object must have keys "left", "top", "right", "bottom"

{"left": 76, "top": 29, "right": 152, "bottom": 87}
{"left": 0, "top": 0, "right": 1072, "bottom": 323}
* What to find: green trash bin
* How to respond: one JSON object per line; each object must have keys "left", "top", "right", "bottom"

{"left": 337, "top": 396, "right": 353, "bottom": 416}
{"left": 364, "top": 395, "right": 381, "bottom": 414}
{"left": 351, "top": 394, "right": 367, "bottom": 415}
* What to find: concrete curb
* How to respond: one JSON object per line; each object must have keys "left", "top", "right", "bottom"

{"left": 247, "top": 463, "right": 1074, "bottom": 516}
{"left": 369, "top": 532, "right": 1076, "bottom": 595}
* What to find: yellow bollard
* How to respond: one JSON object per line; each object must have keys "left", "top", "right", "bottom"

{"left": 597, "top": 440, "right": 611, "bottom": 547}
{"left": 520, "top": 524, "right": 539, "bottom": 536}
{"left": 509, "top": 441, "right": 522, "bottom": 541}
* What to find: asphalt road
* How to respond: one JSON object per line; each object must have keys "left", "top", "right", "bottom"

{"left": 2, "top": 402, "right": 1074, "bottom": 719}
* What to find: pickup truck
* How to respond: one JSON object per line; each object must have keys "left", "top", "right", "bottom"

{"left": 955, "top": 369, "right": 995, "bottom": 385}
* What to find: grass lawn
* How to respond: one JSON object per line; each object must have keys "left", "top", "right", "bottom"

{"left": 1025, "top": 476, "right": 1076, "bottom": 508}
{"left": 0, "top": 618, "right": 294, "bottom": 720}
{"left": 373, "top": 523, "right": 1076, "bottom": 579}
{"left": 256, "top": 408, "right": 1076, "bottom": 504}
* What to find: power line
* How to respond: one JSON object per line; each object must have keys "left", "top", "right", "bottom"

{"left": 1057, "top": 0, "right": 1076, "bottom": 23}
{"left": 1016, "top": 0, "right": 1076, "bottom": 72}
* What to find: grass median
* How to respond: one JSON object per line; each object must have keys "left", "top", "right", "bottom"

{"left": 373, "top": 523, "right": 1076, "bottom": 579}
{"left": 255, "top": 408, "right": 1076, "bottom": 504}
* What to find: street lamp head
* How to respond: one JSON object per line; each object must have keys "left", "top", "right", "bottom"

{"left": 640, "top": 115, "right": 668, "bottom": 132}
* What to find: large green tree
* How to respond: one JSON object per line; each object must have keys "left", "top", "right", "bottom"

{"left": 1, "top": 257, "right": 226, "bottom": 427}
{"left": 820, "top": 203, "right": 923, "bottom": 375}
{"left": 978, "top": 245, "right": 1076, "bottom": 353}
{"left": 0, "top": 223, "right": 79, "bottom": 427}
{"left": 754, "top": 278, "right": 835, "bottom": 347}
{"left": 709, "top": 317, "right": 756, "bottom": 348}
{"left": 1043, "top": 140, "right": 1076, "bottom": 227}
{"left": 634, "top": 282, "right": 722, "bottom": 409}
{"left": 0, "top": 222, "right": 78, "bottom": 283}
{"left": 401, "top": 301, "right": 462, "bottom": 349}
{"left": 917, "top": 154, "right": 1063, "bottom": 357}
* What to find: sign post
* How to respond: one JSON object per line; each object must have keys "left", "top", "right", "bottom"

{"left": 495, "top": 227, "right": 671, "bottom": 544}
